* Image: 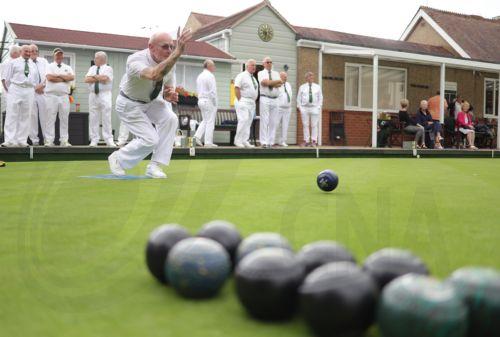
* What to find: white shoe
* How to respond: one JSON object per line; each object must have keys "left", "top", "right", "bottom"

{"left": 89, "top": 142, "right": 98, "bottom": 147}
{"left": 204, "top": 143, "right": 218, "bottom": 148}
{"left": 108, "top": 152, "right": 126, "bottom": 176}
{"left": 1, "top": 142, "right": 15, "bottom": 147}
{"left": 116, "top": 141, "right": 126, "bottom": 147}
{"left": 146, "top": 163, "right": 167, "bottom": 179}
{"left": 280, "top": 143, "right": 288, "bottom": 147}
{"left": 60, "top": 141, "right": 72, "bottom": 147}
{"left": 17, "top": 143, "right": 29, "bottom": 147}
{"left": 244, "top": 142, "right": 255, "bottom": 148}
{"left": 194, "top": 137, "right": 204, "bottom": 147}
{"left": 44, "top": 142, "right": 55, "bottom": 147}
{"left": 106, "top": 141, "right": 117, "bottom": 147}
{"left": 234, "top": 142, "right": 245, "bottom": 148}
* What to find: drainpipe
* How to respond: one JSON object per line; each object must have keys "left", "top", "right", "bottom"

{"left": 318, "top": 44, "right": 324, "bottom": 146}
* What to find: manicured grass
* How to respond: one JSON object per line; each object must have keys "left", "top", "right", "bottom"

{"left": 1, "top": 158, "right": 499, "bottom": 337}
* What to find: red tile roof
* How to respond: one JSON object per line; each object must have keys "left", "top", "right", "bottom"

{"left": 9, "top": 23, "right": 234, "bottom": 60}
{"left": 192, "top": 1, "right": 266, "bottom": 40}
{"left": 190, "top": 12, "right": 224, "bottom": 26}
{"left": 420, "top": 7, "right": 500, "bottom": 63}
{"left": 294, "top": 26, "right": 455, "bottom": 58}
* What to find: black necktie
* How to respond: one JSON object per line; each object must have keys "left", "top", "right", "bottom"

{"left": 268, "top": 70, "right": 273, "bottom": 91}
{"left": 150, "top": 79, "right": 163, "bottom": 101}
{"left": 34, "top": 59, "right": 41, "bottom": 83}
{"left": 94, "top": 66, "right": 100, "bottom": 94}
{"left": 309, "top": 83, "right": 313, "bottom": 103}
{"left": 284, "top": 82, "right": 290, "bottom": 103}
{"left": 24, "top": 59, "right": 29, "bottom": 77}
{"left": 57, "top": 64, "right": 62, "bottom": 68}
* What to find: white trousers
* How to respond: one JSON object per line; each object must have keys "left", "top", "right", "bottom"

{"left": 114, "top": 95, "right": 178, "bottom": 169}
{"left": 277, "top": 106, "right": 292, "bottom": 144}
{"left": 89, "top": 92, "right": 113, "bottom": 143}
{"left": 194, "top": 99, "right": 217, "bottom": 145}
{"left": 30, "top": 93, "right": 47, "bottom": 143}
{"left": 301, "top": 107, "right": 320, "bottom": 143}
{"left": 45, "top": 93, "right": 70, "bottom": 143}
{"left": 4, "top": 85, "right": 34, "bottom": 145}
{"left": 259, "top": 97, "right": 279, "bottom": 146}
{"left": 118, "top": 123, "right": 130, "bottom": 144}
{"left": 235, "top": 100, "right": 255, "bottom": 145}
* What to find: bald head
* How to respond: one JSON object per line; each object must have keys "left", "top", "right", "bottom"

{"left": 148, "top": 32, "right": 175, "bottom": 63}
{"left": 263, "top": 56, "right": 273, "bottom": 70}
{"left": 280, "top": 72, "right": 288, "bottom": 82}
{"left": 203, "top": 59, "right": 216, "bottom": 73}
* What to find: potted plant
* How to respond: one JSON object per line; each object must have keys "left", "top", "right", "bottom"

{"left": 176, "top": 87, "right": 198, "bottom": 106}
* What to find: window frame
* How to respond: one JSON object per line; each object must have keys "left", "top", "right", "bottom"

{"left": 484, "top": 78, "right": 499, "bottom": 119}
{"left": 39, "top": 50, "right": 76, "bottom": 71}
{"left": 175, "top": 61, "right": 205, "bottom": 92}
{"left": 344, "top": 62, "right": 407, "bottom": 113}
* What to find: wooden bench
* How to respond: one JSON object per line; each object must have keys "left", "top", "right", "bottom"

{"left": 176, "top": 106, "right": 238, "bottom": 145}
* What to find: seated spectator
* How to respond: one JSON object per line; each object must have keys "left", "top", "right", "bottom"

{"left": 398, "top": 99, "right": 424, "bottom": 148}
{"left": 456, "top": 101, "right": 478, "bottom": 150}
{"left": 415, "top": 100, "right": 432, "bottom": 149}
{"left": 416, "top": 100, "right": 443, "bottom": 149}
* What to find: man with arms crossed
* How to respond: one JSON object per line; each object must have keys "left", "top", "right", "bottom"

{"left": 108, "top": 29, "right": 192, "bottom": 178}
{"left": 257, "top": 56, "right": 282, "bottom": 148}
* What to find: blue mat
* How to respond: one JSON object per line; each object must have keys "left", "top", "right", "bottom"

{"left": 79, "top": 174, "right": 151, "bottom": 180}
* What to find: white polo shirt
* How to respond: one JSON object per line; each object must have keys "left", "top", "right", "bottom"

{"left": 234, "top": 71, "right": 258, "bottom": 103}
{"left": 120, "top": 49, "right": 175, "bottom": 103}
{"left": 32, "top": 57, "right": 49, "bottom": 86}
{"left": 86, "top": 64, "right": 113, "bottom": 93}
{"left": 196, "top": 69, "right": 217, "bottom": 106}
{"left": 45, "top": 62, "right": 74, "bottom": 95}
{"left": 258, "top": 69, "right": 280, "bottom": 98}
{"left": 278, "top": 82, "right": 293, "bottom": 108}
{"left": 297, "top": 82, "right": 323, "bottom": 109}
{"left": 4, "top": 56, "right": 37, "bottom": 88}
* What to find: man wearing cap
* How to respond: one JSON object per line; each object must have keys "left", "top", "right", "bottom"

{"left": 277, "top": 71, "right": 292, "bottom": 147}
{"left": 29, "top": 44, "right": 49, "bottom": 146}
{"left": 85, "top": 51, "right": 116, "bottom": 147}
{"left": 107, "top": 29, "right": 192, "bottom": 179}
{"left": 1, "top": 45, "right": 37, "bottom": 147}
{"left": 257, "top": 56, "right": 282, "bottom": 148}
{"left": 234, "top": 59, "right": 258, "bottom": 148}
{"left": 44, "top": 48, "right": 75, "bottom": 147}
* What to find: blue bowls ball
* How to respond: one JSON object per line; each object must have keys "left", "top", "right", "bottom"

{"left": 317, "top": 170, "right": 339, "bottom": 192}
{"left": 167, "top": 237, "right": 231, "bottom": 299}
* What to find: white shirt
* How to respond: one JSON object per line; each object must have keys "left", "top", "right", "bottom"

{"left": 297, "top": 82, "right": 323, "bottom": 108}
{"left": 234, "top": 71, "right": 258, "bottom": 103}
{"left": 86, "top": 64, "right": 113, "bottom": 93}
{"left": 119, "top": 49, "right": 175, "bottom": 103}
{"left": 278, "top": 81, "right": 293, "bottom": 108}
{"left": 1, "top": 58, "right": 16, "bottom": 88}
{"left": 32, "top": 57, "right": 49, "bottom": 86}
{"left": 3, "top": 57, "right": 37, "bottom": 88}
{"left": 45, "top": 62, "right": 74, "bottom": 95}
{"left": 196, "top": 69, "right": 217, "bottom": 106}
{"left": 258, "top": 69, "right": 281, "bottom": 98}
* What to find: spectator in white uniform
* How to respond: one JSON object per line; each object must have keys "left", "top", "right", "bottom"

{"left": 277, "top": 71, "right": 292, "bottom": 147}
{"left": 297, "top": 72, "right": 323, "bottom": 147}
{"left": 1, "top": 45, "right": 21, "bottom": 93}
{"left": 234, "top": 59, "right": 258, "bottom": 148}
{"left": 194, "top": 59, "right": 218, "bottom": 148}
{"left": 44, "top": 48, "right": 75, "bottom": 147}
{"left": 108, "top": 29, "right": 192, "bottom": 179}
{"left": 29, "top": 44, "right": 49, "bottom": 146}
{"left": 85, "top": 51, "right": 116, "bottom": 147}
{"left": 1, "top": 45, "right": 37, "bottom": 147}
{"left": 257, "top": 57, "right": 282, "bottom": 148}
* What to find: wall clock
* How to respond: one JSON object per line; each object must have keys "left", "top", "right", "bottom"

{"left": 258, "top": 23, "right": 274, "bottom": 42}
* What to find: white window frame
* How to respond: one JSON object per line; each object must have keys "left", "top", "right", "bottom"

{"left": 344, "top": 62, "right": 407, "bottom": 113}
{"left": 39, "top": 50, "right": 76, "bottom": 71}
{"left": 176, "top": 62, "right": 204, "bottom": 92}
{"left": 484, "top": 78, "right": 499, "bottom": 119}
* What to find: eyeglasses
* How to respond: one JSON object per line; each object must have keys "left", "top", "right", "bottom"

{"left": 158, "top": 43, "right": 175, "bottom": 51}
{"left": 265, "top": 61, "right": 273, "bottom": 64}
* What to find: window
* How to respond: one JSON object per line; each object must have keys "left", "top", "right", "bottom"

{"left": 484, "top": 78, "right": 499, "bottom": 118}
{"left": 175, "top": 63, "right": 204, "bottom": 93}
{"left": 345, "top": 64, "right": 407, "bottom": 111}
{"left": 39, "top": 50, "right": 76, "bottom": 70}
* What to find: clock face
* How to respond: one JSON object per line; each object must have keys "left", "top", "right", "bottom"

{"left": 258, "top": 24, "right": 274, "bottom": 42}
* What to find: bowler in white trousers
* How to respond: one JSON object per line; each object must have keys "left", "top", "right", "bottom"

{"left": 277, "top": 71, "right": 292, "bottom": 147}
{"left": 257, "top": 57, "right": 282, "bottom": 148}
{"left": 297, "top": 72, "right": 323, "bottom": 147}
{"left": 194, "top": 59, "right": 218, "bottom": 147}
{"left": 29, "top": 44, "right": 49, "bottom": 146}
{"left": 234, "top": 59, "right": 258, "bottom": 148}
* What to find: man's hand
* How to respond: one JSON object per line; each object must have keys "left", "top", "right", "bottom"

{"left": 163, "top": 86, "right": 179, "bottom": 104}
{"left": 35, "top": 84, "right": 44, "bottom": 94}
{"left": 173, "top": 27, "right": 193, "bottom": 58}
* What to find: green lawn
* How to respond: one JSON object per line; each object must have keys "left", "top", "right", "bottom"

{"left": 1, "top": 158, "right": 499, "bottom": 337}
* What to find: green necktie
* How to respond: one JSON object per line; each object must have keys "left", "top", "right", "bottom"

{"left": 309, "top": 83, "right": 313, "bottom": 103}
{"left": 250, "top": 74, "right": 257, "bottom": 90}
{"left": 24, "top": 59, "right": 29, "bottom": 77}
{"left": 268, "top": 70, "right": 273, "bottom": 91}
{"left": 284, "top": 82, "right": 290, "bottom": 103}
{"left": 94, "top": 66, "right": 100, "bottom": 94}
